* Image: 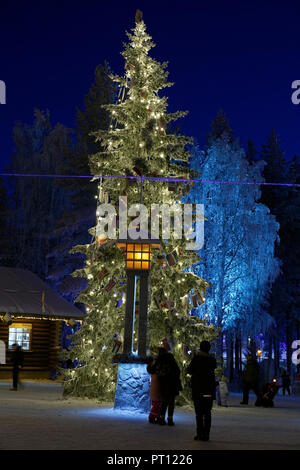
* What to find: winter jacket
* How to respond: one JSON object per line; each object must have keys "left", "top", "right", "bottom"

{"left": 281, "top": 374, "right": 291, "bottom": 387}
{"left": 12, "top": 347, "right": 24, "bottom": 369}
{"left": 243, "top": 359, "right": 259, "bottom": 384}
{"left": 187, "top": 351, "right": 217, "bottom": 399}
{"left": 153, "top": 352, "right": 182, "bottom": 398}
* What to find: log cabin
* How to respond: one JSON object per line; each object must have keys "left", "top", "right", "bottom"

{"left": 0, "top": 267, "right": 85, "bottom": 380}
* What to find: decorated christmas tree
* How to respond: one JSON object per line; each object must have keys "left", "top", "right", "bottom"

{"left": 63, "top": 11, "right": 218, "bottom": 402}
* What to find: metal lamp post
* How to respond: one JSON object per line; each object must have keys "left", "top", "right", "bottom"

{"left": 113, "top": 233, "right": 161, "bottom": 413}
{"left": 114, "top": 234, "right": 161, "bottom": 362}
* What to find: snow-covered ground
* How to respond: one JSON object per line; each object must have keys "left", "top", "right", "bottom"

{"left": 0, "top": 380, "right": 299, "bottom": 450}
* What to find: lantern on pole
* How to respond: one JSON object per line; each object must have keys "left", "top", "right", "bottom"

{"left": 114, "top": 232, "right": 161, "bottom": 362}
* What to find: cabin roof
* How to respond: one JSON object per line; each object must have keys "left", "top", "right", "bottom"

{"left": 0, "top": 267, "right": 85, "bottom": 320}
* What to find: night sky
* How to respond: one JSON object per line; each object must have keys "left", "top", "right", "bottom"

{"left": 1, "top": 0, "right": 300, "bottom": 172}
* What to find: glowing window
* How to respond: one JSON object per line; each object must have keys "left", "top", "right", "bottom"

{"left": 8, "top": 323, "right": 32, "bottom": 351}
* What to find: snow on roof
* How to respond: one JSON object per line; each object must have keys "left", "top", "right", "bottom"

{"left": 0, "top": 267, "right": 84, "bottom": 319}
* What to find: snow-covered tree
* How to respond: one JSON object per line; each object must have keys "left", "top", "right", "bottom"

{"left": 63, "top": 11, "right": 218, "bottom": 401}
{"left": 184, "top": 112, "right": 279, "bottom": 362}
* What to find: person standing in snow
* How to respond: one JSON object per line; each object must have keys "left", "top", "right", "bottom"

{"left": 240, "top": 354, "right": 260, "bottom": 405}
{"left": 154, "top": 348, "right": 182, "bottom": 426}
{"left": 10, "top": 343, "right": 24, "bottom": 391}
{"left": 187, "top": 340, "right": 217, "bottom": 441}
{"left": 280, "top": 371, "right": 291, "bottom": 396}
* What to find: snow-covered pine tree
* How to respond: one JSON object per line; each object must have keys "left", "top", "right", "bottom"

{"left": 63, "top": 11, "right": 218, "bottom": 401}
{"left": 184, "top": 111, "right": 279, "bottom": 365}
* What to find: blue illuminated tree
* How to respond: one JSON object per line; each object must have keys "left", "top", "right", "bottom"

{"left": 184, "top": 111, "right": 280, "bottom": 367}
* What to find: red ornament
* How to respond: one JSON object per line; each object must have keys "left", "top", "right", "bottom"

{"left": 105, "top": 279, "right": 116, "bottom": 292}
{"left": 98, "top": 268, "right": 109, "bottom": 281}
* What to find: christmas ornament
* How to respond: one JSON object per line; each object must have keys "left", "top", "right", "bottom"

{"left": 112, "top": 334, "right": 122, "bottom": 353}
{"left": 166, "top": 247, "right": 181, "bottom": 267}
{"left": 160, "top": 300, "right": 175, "bottom": 310}
{"left": 98, "top": 268, "right": 109, "bottom": 281}
{"left": 168, "top": 180, "right": 177, "bottom": 192}
{"left": 105, "top": 279, "right": 116, "bottom": 292}
{"left": 162, "top": 338, "right": 171, "bottom": 351}
{"left": 154, "top": 293, "right": 174, "bottom": 310}
{"left": 166, "top": 252, "right": 176, "bottom": 266}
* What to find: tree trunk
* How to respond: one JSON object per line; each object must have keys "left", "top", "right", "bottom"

{"left": 249, "top": 338, "right": 256, "bottom": 358}
{"left": 217, "top": 330, "right": 223, "bottom": 364}
{"left": 235, "top": 334, "right": 241, "bottom": 375}
{"left": 225, "top": 335, "right": 234, "bottom": 381}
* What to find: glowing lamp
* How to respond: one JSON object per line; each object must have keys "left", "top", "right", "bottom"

{"left": 117, "top": 238, "right": 161, "bottom": 271}
{"left": 257, "top": 349, "right": 262, "bottom": 358}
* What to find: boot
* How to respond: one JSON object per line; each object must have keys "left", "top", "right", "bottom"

{"left": 157, "top": 416, "right": 166, "bottom": 425}
{"left": 167, "top": 417, "right": 175, "bottom": 426}
{"left": 148, "top": 416, "right": 157, "bottom": 424}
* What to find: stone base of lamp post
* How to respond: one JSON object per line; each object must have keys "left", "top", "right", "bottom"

{"left": 114, "top": 362, "right": 151, "bottom": 414}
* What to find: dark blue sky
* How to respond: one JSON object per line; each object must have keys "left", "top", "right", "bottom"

{"left": 1, "top": 0, "right": 300, "bottom": 171}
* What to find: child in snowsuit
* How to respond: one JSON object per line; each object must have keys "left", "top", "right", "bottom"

{"left": 147, "top": 361, "right": 162, "bottom": 424}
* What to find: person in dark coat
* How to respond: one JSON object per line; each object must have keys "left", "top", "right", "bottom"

{"left": 10, "top": 344, "right": 24, "bottom": 391}
{"left": 240, "top": 354, "right": 260, "bottom": 405}
{"left": 187, "top": 340, "right": 217, "bottom": 441}
{"left": 154, "top": 348, "right": 182, "bottom": 426}
{"left": 280, "top": 371, "right": 291, "bottom": 396}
